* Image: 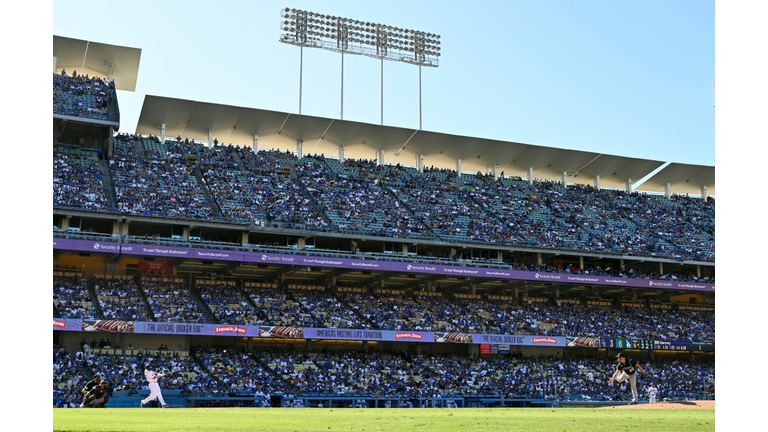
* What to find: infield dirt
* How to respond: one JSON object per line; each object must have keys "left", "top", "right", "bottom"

{"left": 609, "top": 400, "right": 714, "bottom": 409}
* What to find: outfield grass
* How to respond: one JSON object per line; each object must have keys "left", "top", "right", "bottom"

{"left": 52, "top": 407, "right": 715, "bottom": 432}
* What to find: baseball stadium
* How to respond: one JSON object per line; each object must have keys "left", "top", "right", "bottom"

{"left": 51, "top": 3, "right": 717, "bottom": 431}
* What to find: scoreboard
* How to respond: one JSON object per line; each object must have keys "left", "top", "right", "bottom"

{"left": 596, "top": 338, "right": 712, "bottom": 352}
{"left": 634, "top": 339, "right": 654, "bottom": 350}
{"left": 601, "top": 338, "right": 634, "bottom": 349}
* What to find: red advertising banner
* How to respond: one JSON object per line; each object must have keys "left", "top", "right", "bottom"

{"left": 138, "top": 260, "right": 172, "bottom": 276}
{"left": 480, "top": 344, "right": 492, "bottom": 354}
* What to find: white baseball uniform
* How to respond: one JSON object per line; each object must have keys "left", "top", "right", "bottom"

{"left": 647, "top": 385, "right": 658, "bottom": 403}
{"left": 141, "top": 369, "right": 167, "bottom": 407}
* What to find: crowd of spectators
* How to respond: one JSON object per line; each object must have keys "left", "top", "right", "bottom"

{"left": 54, "top": 275, "right": 99, "bottom": 319}
{"left": 53, "top": 130, "right": 714, "bottom": 263}
{"left": 203, "top": 162, "right": 328, "bottom": 229}
{"left": 289, "top": 288, "right": 372, "bottom": 329}
{"left": 142, "top": 279, "right": 207, "bottom": 323}
{"left": 460, "top": 176, "right": 715, "bottom": 262}
{"left": 109, "top": 154, "right": 216, "bottom": 220}
{"left": 92, "top": 276, "right": 150, "bottom": 322}
{"left": 296, "top": 156, "right": 430, "bottom": 238}
{"left": 52, "top": 273, "right": 714, "bottom": 341}
{"left": 54, "top": 344, "right": 713, "bottom": 407}
{"left": 53, "top": 344, "right": 86, "bottom": 408}
{"left": 245, "top": 286, "right": 300, "bottom": 327}
{"left": 53, "top": 148, "right": 108, "bottom": 211}
{"left": 53, "top": 71, "right": 116, "bottom": 120}
{"left": 197, "top": 283, "right": 259, "bottom": 326}
{"left": 238, "top": 147, "right": 300, "bottom": 173}
{"left": 196, "top": 347, "right": 293, "bottom": 397}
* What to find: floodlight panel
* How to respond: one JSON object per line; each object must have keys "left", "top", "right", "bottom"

{"left": 280, "top": 7, "right": 440, "bottom": 67}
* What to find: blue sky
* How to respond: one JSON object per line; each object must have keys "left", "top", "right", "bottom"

{"left": 52, "top": 0, "right": 716, "bottom": 166}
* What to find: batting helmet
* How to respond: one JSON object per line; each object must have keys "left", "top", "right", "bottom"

{"left": 616, "top": 353, "right": 625, "bottom": 358}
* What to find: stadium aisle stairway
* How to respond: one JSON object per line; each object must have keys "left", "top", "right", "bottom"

{"left": 97, "top": 158, "right": 118, "bottom": 212}
{"left": 192, "top": 165, "right": 225, "bottom": 221}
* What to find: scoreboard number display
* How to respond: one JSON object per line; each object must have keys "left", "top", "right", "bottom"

{"left": 601, "top": 338, "right": 634, "bottom": 349}
{"left": 634, "top": 339, "right": 655, "bottom": 350}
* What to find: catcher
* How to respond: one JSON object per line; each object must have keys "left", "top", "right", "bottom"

{"left": 607, "top": 352, "right": 646, "bottom": 404}
{"left": 79, "top": 375, "right": 102, "bottom": 407}
{"left": 83, "top": 380, "right": 123, "bottom": 407}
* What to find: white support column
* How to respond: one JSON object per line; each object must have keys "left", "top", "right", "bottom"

{"left": 665, "top": 183, "right": 672, "bottom": 199}
{"left": 594, "top": 175, "right": 600, "bottom": 190}
{"left": 418, "top": 154, "right": 424, "bottom": 173}
{"left": 456, "top": 159, "right": 462, "bottom": 176}
{"left": 297, "top": 140, "right": 303, "bottom": 159}
{"left": 53, "top": 56, "right": 57, "bottom": 73}
{"left": 253, "top": 135, "right": 259, "bottom": 151}
{"left": 493, "top": 163, "right": 498, "bottom": 179}
{"left": 208, "top": 130, "right": 213, "bottom": 148}
{"left": 561, "top": 171, "right": 568, "bottom": 187}
{"left": 701, "top": 186, "right": 708, "bottom": 200}
{"left": 339, "top": 145, "right": 345, "bottom": 163}
{"left": 160, "top": 123, "right": 166, "bottom": 144}
{"left": 379, "top": 149, "right": 385, "bottom": 166}
{"left": 528, "top": 167, "right": 534, "bottom": 185}
{"left": 626, "top": 179, "right": 633, "bottom": 193}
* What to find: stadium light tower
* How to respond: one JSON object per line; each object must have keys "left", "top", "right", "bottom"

{"left": 279, "top": 7, "right": 441, "bottom": 129}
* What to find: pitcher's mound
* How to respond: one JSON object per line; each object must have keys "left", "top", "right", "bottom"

{"left": 610, "top": 400, "right": 714, "bottom": 409}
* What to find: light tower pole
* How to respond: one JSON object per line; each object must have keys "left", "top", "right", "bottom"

{"left": 279, "top": 7, "right": 441, "bottom": 129}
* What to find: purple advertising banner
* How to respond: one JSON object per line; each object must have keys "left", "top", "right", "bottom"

{"left": 304, "top": 328, "right": 435, "bottom": 343}
{"left": 53, "top": 318, "right": 566, "bottom": 346}
{"left": 471, "top": 334, "right": 566, "bottom": 347}
{"left": 53, "top": 238, "right": 715, "bottom": 292}
{"left": 53, "top": 318, "right": 80, "bottom": 331}
{"left": 56, "top": 319, "right": 708, "bottom": 348}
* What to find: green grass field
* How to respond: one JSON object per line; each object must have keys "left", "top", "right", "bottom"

{"left": 52, "top": 407, "right": 715, "bottom": 432}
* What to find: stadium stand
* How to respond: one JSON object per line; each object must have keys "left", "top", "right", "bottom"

{"left": 54, "top": 345, "right": 714, "bottom": 408}
{"left": 53, "top": 274, "right": 714, "bottom": 341}
{"left": 52, "top": 50, "right": 714, "bottom": 411}
{"left": 56, "top": 137, "right": 715, "bottom": 261}
{"left": 53, "top": 71, "right": 117, "bottom": 121}
{"left": 53, "top": 143, "right": 109, "bottom": 211}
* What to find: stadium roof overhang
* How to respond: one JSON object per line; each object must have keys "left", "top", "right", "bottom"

{"left": 53, "top": 35, "right": 142, "bottom": 92}
{"left": 135, "top": 96, "right": 714, "bottom": 196}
